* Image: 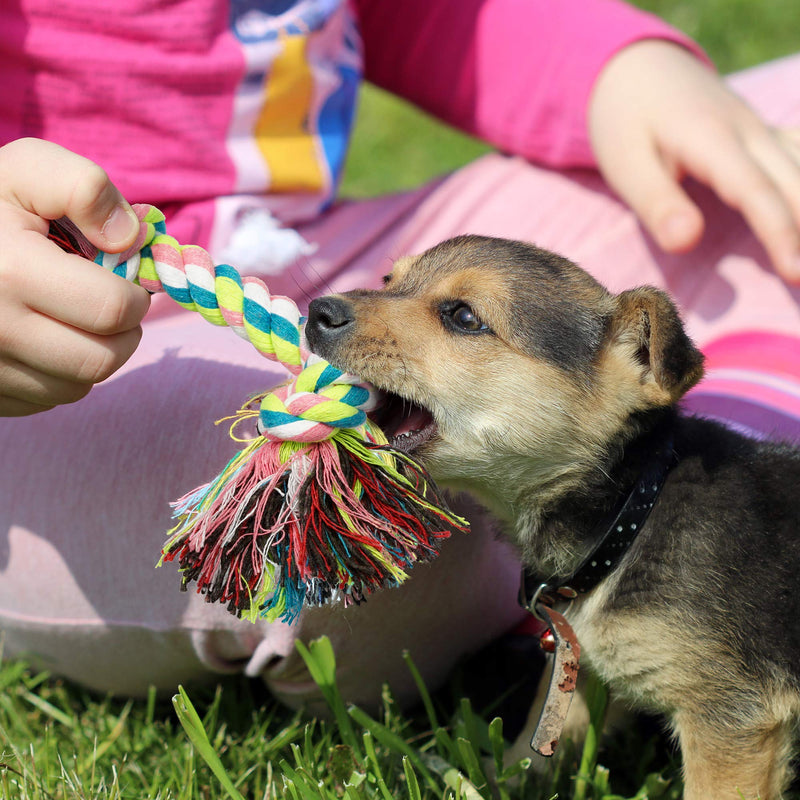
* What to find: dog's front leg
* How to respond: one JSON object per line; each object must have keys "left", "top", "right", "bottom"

{"left": 674, "top": 711, "right": 794, "bottom": 800}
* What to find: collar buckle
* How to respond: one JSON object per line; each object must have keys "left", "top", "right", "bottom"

{"left": 519, "top": 580, "right": 578, "bottom": 619}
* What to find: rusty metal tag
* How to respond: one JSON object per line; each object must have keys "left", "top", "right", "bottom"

{"left": 529, "top": 603, "right": 581, "bottom": 757}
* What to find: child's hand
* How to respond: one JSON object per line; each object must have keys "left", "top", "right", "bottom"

{"left": 0, "top": 138, "right": 150, "bottom": 416}
{"left": 589, "top": 40, "right": 800, "bottom": 282}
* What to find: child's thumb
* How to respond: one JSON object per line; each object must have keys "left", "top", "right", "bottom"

{"left": 59, "top": 171, "right": 140, "bottom": 253}
{"left": 0, "top": 138, "right": 140, "bottom": 252}
{"left": 96, "top": 201, "right": 141, "bottom": 251}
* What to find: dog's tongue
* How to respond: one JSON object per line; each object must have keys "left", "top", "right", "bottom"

{"left": 395, "top": 405, "right": 433, "bottom": 437}
{"left": 370, "top": 393, "right": 438, "bottom": 453}
{"left": 390, "top": 405, "right": 437, "bottom": 453}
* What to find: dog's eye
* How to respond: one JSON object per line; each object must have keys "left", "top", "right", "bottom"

{"left": 442, "top": 302, "right": 490, "bottom": 334}
{"left": 453, "top": 305, "right": 482, "bottom": 330}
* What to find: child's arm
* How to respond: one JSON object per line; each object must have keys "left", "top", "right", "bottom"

{"left": 353, "top": 0, "right": 800, "bottom": 281}
{"left": 589, "top": 39, "right": 800, "bottom": 282}
{"left": 0, "top": 138, "right": 149, "bottom": 416}
{"left": 352, "top": 0, "right": 706, "bottom": 168}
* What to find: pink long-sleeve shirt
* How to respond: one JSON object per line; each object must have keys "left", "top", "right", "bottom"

{"left": 0, "top": 0, "right": 701, "bottom": 249}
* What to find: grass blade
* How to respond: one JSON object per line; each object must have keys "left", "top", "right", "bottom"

{"left": 573, "top": 672, "right": 609, "bottom": 800}
{"left": 295, "top": 637, "right": 363, "bottom": 760}
{"left": 172, "top": 685, "right": 247, "bottom": 800}
{"left": 279, "top": 758, "right": 329, "bottom": 800}
{"left": 20, "top": 690, "right": 74, "bottom": 729}
{"left": 456, "top": 737, "right": 488, "bottom": 790}
{"left": 402, "top": 650, "right": 439, "bottom": 731}
{"left": 402, "top": 756, "right": 422, "bottom": 800}
{"left": 363, "top": 731, "right": 395, "bottom": 800}
{"left": 348, "top": 705, "right": 437, "bottom": 791}
{"left": 420, "top": 752, "right": 485, "bottom": 800}
{"left": 78, "top": 699, "right": 133, "bottom": 773}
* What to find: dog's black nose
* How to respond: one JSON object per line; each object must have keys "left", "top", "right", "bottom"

{"left": 306, "top": 296, "right": 355, "bottom": 350}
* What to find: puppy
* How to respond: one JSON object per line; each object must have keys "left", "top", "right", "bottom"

{"left": 304, "top": 235, "right": 800, "bottom": 800}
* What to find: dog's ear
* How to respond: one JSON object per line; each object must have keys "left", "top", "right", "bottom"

{"left": 611, "top": 287, "right": 704, "bottom": 405}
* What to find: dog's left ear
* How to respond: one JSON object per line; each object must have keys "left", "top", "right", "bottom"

{"left": 611, "top": 287, "right": 704, "bottom": 406}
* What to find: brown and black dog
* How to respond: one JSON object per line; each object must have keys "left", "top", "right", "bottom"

{"left": 305, "top": 235, "right": 800, "bottom": 800}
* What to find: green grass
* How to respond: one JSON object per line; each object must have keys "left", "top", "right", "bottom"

{"left": 3, "top": 3, "right": 799, "bottom": 798}
{"left": 0, "top": 637, "right": 684, "bottom": 799}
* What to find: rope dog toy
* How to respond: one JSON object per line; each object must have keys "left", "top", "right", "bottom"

{"left": 49, "top": 204, "right": 468, "bottom": 623}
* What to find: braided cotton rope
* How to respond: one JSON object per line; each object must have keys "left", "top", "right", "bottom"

{"left": 96, "top": 204, "right": 379, "bottom": 442}
{"left": 48, "top": 202, "right": 470, "bottom": 622}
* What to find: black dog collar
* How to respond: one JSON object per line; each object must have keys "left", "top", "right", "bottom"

{"left": 519, "top": 421, "right": 677, "bottom": 757}
{"left": 520, "top": 424, "right": 677, "bottom": 613}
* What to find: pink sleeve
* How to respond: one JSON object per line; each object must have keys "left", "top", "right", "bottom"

{"left": 351, "top": 0, "right": 711, "bottom": 168}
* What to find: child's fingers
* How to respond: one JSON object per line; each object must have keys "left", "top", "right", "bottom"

{"left": 0, "top": 356, "right": 95, "bottom": 414}
{"left": 0, "top": 234, "right": 148, "bottom": 404}
{"left": 745, "top": 128, "right": 800, "bottom": 225}
{"left": 615, "top": 122, "right": 800, "bottom": 282}
{"left": 0, "top": 317, "right": 144, "bottom": 414}
{"left": 588, "top": 40, "right": 800, "bottom": 280}
{"left": 779, "top": 128, "right": 800, "bottom": 160}
{"left": 0, "top": 395, "right": 55, "bottom": 417}
{"left": 0, "top": 311, "right": 144, "bottom": 387}
{"left": 0, "top": 138, "right": 139, "bottom": 251}
{"left": 745, "top": 138, "right": 800, "bottom": 283}
{"left": 0, "top": 138, "right": 148, "bottom": 416}
{"left": 11, "top": 232, "right": 151, "bottom": 336}
{"left": 599, "top": 132, "right": 705, "bottom": 254}
{"left": 679, "top": 127, "right": 800, "bottom": 282}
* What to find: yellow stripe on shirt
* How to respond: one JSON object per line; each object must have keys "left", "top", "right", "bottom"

{"left": 255, "top": 33, "right": 325, "bottom": 193}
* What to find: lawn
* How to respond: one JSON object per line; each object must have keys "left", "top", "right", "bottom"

{"left": 3, "top": 3, "right": 799, "bottom": 799}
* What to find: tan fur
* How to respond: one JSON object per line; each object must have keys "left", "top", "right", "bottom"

{"left": 333, "top": 257, "right": 690, "bottom": 572}
{"left": 306, "top": 236, "right": 800, "bottom": 798}
{"left": 677, "top": 715, "right": 795, "bottom": 800}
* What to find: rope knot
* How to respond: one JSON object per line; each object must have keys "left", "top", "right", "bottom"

{"left": 92, "top": 204, "right": 385, "bottom": 446}
{"left": 258, "top": 356, "right": 380, "bottom": 443}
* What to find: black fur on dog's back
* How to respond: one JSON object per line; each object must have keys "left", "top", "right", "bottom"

{"left": 610, "top": 414, "right": 800, "bottom": 680}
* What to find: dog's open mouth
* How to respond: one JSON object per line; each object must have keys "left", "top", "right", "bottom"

{"left": 370, "top": 392, "right": 438, "bottom": 454}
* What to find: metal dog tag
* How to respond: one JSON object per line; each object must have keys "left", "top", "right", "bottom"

{"left": 530, "top": 603, "right": 581, "bottom": 757}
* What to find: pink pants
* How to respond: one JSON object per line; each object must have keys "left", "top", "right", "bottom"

{"left": 2, "top": 54, "right": 800, "bottom": 712}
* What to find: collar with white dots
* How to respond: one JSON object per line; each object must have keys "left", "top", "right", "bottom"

{"left": 520, "top": 423, "right": 677, "bottom": 612}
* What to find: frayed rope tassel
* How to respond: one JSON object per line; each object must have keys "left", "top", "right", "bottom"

{"left": 49, "top": 205, "right": 468, "bottom": 623}
{"left": 165, "top": 408, "right": 460, "bottom": 623}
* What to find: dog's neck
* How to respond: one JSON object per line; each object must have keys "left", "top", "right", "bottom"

{"left": 509, "top": 408, "right": 677, "bottom": 580}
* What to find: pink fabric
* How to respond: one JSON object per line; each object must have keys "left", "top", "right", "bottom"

{"left": 0, "top": 0, "right": 362, "bottom": 244}
{"left": 2, "top": 53, "right": 799, "bottom": 708}
{"left": 0, "top": 0, "right": 705, "bottom": 252}
{"left": 0, "top": 0, "right": 797, "bottom": 708}
{"left": 0, "top": 0, "right": 241, "bottom": 247}
{"left": 354, "top": 0, "right": 709, "bottom": 167}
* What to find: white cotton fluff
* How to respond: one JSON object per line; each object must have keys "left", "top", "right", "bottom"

{"left": 219, "top": 208, "right": 318, "bottom": 275}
